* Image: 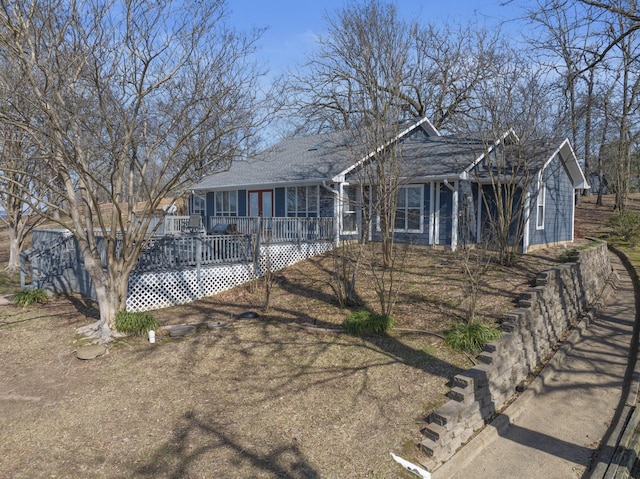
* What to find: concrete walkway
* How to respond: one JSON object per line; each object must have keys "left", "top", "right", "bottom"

{"left": 433, "top": 252, "right": 638, "bottom": 479}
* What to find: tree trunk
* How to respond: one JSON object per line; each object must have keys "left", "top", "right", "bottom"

{"left": 78, "top": 248, "right": 131, "bottom": 343}
{"left": 6, "top": 226, "right": 20, "bottom": 272}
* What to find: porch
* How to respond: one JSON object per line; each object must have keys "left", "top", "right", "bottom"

{"left": 21, "top": 216, "right": 337, "bottom": 312}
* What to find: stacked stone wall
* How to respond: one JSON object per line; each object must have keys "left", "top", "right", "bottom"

{"left": 420, "top": 241, "right": 613, "bottom": 470}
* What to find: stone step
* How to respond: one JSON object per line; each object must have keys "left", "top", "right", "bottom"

{"left": 421, "top": 422, "right": 445, "bottom": 443}
{"left": 168, "top": 324, "right": 197, "bottom": 338}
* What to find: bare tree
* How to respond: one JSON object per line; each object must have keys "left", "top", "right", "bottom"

{"left": 584, "top": 0, "right": 640, "bottom": 210}
{"left": 0, "top": 125, "right": 46, "bottom": 271}
{"left": 0, "top": 0, "right": 267, "bottom": 341}
{"left": 410, "top": 23, "right": 506, "bottom": 132}
{"left": 528, "top": 0, "right": 640, "bottom": 210}
{"left": 461, "top": 48, "right": 557, "bottom": 266}
{"left": 284, "top": 4, "right": 504, "bottom": 136}
{"left": 610, "top": 4, "right": 640, "bottom": 210}
{"left": 578, "top": 0, "right": 640, "bottom": 70}
{"left": 527, "top": 1, "right": 602, "bottom": 182}
{"left": 288, "top": 0, "right": 416, "bottom": 316}
{"left": 456, "top": 241, "right": 493, "bottom": 323}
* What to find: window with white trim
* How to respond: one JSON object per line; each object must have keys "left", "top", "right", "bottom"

{"left": 192, "top": 194, "right": 205, "bottom": 215}
{"left": 395, "top": 185, "right": 423, "bottom": 232}
{"left": 536, "top": 182, "right": 545, "bottom": 229}
{"left": 342, "top": 185, "right": 358, "bottom": 233}
{"left": 215, "top": 191, "right": 237, "bottom": 216}
{"left": 286, "top": 185, "right": 319, "bottom": 217}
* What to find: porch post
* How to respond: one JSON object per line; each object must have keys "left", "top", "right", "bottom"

{"left": 434, "top": 182, "right": 440, "bottom": 245}
{"left": 253, "top": 216, "right": 262, "bottom": 267}
{"left": 451, "top": 181, "right": 458, "bottom": 252}
{"left": 476, "top": 185, "right": 482, "bottom": 244}
{"left": 522, "top": 191, "right": 531, "bottom": 254}
{"left": 336, "top": 183, "right": 343, "bottom": 242}
{"left": 196, "top": 235, "right": 203, "bottom": 297}
{"left": 429, "top": 182, "right": 435, "bottom": 244}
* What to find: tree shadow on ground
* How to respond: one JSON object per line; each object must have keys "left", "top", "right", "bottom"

{"left": 61, "top": 293, "right": 99, "bottom": 319}
{"left": 133, "top": 410, "right": 320, "bottom": 479}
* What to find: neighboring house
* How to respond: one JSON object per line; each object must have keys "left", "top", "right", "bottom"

{"left": 190, "top": 117, "right": 588, "bottom": 253}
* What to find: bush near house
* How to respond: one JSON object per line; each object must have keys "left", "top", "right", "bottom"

{"left": 605, "top": 209, "right": 640, "bottom": 245}
{"left": 343, "top": 310, "right": 395, "bottom": 335}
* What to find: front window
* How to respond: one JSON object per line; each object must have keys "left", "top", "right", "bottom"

{"left": 215, "top": 191, "right": 237, "bottom": 216}
{"left": 395, "top": 185, "right": 423, "bottom": 232}
{"left": 286, "top": 185, "right": 319, "bottom": 217}
{"left": 342, "top": 185, "right": 358, "bottom": 233}
{"left": 192, "top": 194, "right": 205, "bottom": 215}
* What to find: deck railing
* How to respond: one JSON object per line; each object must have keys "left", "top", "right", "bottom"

{"left": 139, "top": 215, "right": 335, "bottom": 243}
{"left": 22, "top": 216, "right": 335, "bottom": 290}
{"left": 135, "top": 234, "right": 252, "bottom": 272}
{"left": 136, "top": 215, "right": 196, "bottom": 236}
{"left": 22, "top": 226, "right": 336, "bottom": 310}
{"left": 207, "top": 216, "right": 335, "bottom": 243}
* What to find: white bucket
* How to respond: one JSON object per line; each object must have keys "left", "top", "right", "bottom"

{"left": 148, "top": 330, "right": 156, "bottom": 343}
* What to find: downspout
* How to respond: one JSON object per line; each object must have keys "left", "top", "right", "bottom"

{"left": 443, "top": 180, "right": 458, "bottom": 252}
{"left": 322, "top": 181, "right": 341, "bottom": 245}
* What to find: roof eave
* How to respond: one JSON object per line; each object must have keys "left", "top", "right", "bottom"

{"left": 336, "top": 117, "right": 442, "bottom": 179}
{"left": 191, "top": 177, "right": 334, "bottom": 193}
{"left": 542, "top": 138, "right": 590, "bottom": 190}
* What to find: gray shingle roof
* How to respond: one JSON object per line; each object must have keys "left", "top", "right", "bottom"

{"left": 191, "top": 120, "right": 580, "bottom": 191}
{"left": 192, "top": 130, "right": 359, "bottom": 191}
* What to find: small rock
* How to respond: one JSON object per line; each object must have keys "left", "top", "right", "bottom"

{"left": 238, "top": 311, "right": 259, "bottom": 319}
{"left": 168, "top": 324, "right": 197, "bottom": 338}
{"left": 77, "top": 345, "right": 107, "bottom": 360}
{"left": 207, "top": 321, "right": 230, "bottom": 329}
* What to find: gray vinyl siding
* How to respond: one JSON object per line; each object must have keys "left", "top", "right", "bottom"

{"left": 438, "top": 184, "right": 453, "bottom": 245}
{"left": 458, "top": 180, "right": 476, "bottom": 245}
{"left": 238, "top": 190, "right": 247, "bottom": 216}
{"left": 529, "top": 155, "right": 574, "bottom": 246}
{"left": 320, "top": 187, "right": 334, "bottom": 217}
{"left": 477, "top": 184, "right": 524, "bottom": 246}
{"left": 275, "top": 188, "right": 286, "bottom": 217}
{"left": 424, "top": 183, "right": 432, "bottom": 244}
{"left": 206, "top": 192, "right": 214, "bottom": 219}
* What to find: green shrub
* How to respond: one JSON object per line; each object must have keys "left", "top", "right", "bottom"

{"left": 445, "top": 321, "right": 502, "bottom": 354}
{"left": 343, "top": 310, "right": 395, "bottom": 335}
{"left": 605, "top": 210, "right": 640, "bottom": 245}
{"left": 13, "top": 288, "right": 49, "bottom": 307}
{"left": 115, "top": 311, "right": 159, "bottom": 336}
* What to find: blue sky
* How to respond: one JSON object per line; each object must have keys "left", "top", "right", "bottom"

{"left": 227, "top": 0, "right": 529, "bottom": 77}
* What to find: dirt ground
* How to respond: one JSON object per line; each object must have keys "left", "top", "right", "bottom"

{"left": 0, "top": 194, "right": 618, "bottom": 478}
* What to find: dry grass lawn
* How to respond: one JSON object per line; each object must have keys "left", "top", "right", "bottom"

{"left": 0, "top": 194, "right": 617, "bottom": 478}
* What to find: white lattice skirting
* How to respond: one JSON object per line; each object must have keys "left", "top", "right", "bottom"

{"left": 126, "top": 241, "right": 334, "bottom": 312}
{"left": 257, "top": 242, "right": 334, "bottom": 274}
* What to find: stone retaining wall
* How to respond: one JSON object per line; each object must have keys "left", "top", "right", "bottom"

{"left": 420, "top": 241, "right": 613, "bottom": 470}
